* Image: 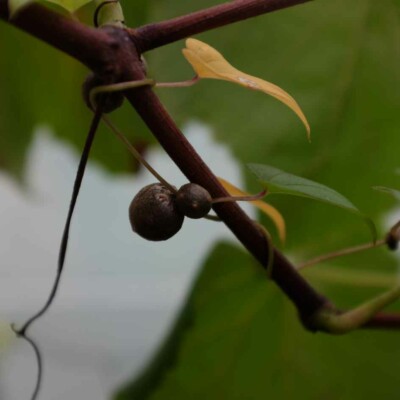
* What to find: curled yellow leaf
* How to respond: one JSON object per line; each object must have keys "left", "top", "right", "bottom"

{"left": 218, "top": 177, "right": 286, "bottom": 243}
{"left": 183, "top": 38, "right": 310, "bottom": 140}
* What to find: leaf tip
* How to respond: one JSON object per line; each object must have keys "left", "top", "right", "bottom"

{"left": 306, "top": 125, "right": 311, "bottom": 142}
{"left": 217, "top": 177, "right": 286, "bottom": 243}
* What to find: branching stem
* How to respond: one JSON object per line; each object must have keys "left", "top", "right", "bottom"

{"left": 0, "top": 0, "right": 397, "bottom": 339}
{"left": 133, "top": 0, "right": 313, "bottom": 52}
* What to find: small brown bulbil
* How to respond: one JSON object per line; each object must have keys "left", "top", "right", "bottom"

{"left": 129, "top": 183, "right": 184, "bottom": 241}
{"left": 176, "top": 183, "right": 212, "bottom": 219}
{"left": 82, "top": 73, "right": 124, "bottom": 113}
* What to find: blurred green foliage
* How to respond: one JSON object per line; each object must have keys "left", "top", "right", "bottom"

{"left": 1, "top": 0, "right": 400, "bottom": 399}
{"left": 116, "top": 242, "right": 400, "bottom": 400}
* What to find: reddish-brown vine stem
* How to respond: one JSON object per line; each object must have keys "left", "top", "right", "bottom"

{"left": 0, "top": 0, "right": 398, "bottom": 330}
{"left": 118, "top": 41, "right": 329, "bottom": 323}
{"left": 133, "top": 0, "right": 312, "bottom": 52}
{"left": 364, "top": 312, "right": 400, "bottom": 329}
{"left": 0, "top": 2, "right": 113, "bottom": 72}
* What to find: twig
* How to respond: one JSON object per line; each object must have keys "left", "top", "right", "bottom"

{"left": 134, "top": 0, "right": 313, "bottom": 52}
{"left": 298, "top": 240, "right": 386, "bottom": 270}
{"left": 212, "top": 190, "right": 267, "bottom": 204}
{"left": 101, "top": 116, "right": 177, "bottom": 192}
{"left": 364, "top": 312, "right": 400, "bottom": 329}
{"left": 0, "top": 1, "right": 113, "bottom": 72}
{"left": 155, "top": 76, "right": 200, "bottom": 88}
{"left": 89, "top": 79, "right": 155, "bottom": 108}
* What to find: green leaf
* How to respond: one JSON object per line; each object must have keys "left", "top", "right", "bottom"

{"left": 149, "top": 0, "right": 400, "bottom": 249}
{"left": 248, "top": 163, "right": 377, "bottom": 241}
{"left": 373, "top": 186, "right": 400, "bottom": 200}
{"left": 248, "top": 163, "right": 357, "bottom": 208}
{"left": 115, "top": 242, "right": 400, "bottom": 400}
{"left": 9, "top": 0, "right": 92, "bottom": 14}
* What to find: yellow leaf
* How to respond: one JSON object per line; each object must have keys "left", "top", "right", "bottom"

{"left": 183, "top": 38, "right": 310, "bottom": 140}
{"left": 218, "top": 177, "right": 286, "bottom": 243}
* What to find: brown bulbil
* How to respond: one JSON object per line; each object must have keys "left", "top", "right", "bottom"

{"left": 176, "top": 183, "right": 212, "bottom": 219}
{"left": 129, "top": 183, "right": 184, "bottom": 241}
{"left": 82, "top": 72, "right": 124, "bottom": 113}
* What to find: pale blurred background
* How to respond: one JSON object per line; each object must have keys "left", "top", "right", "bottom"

{"left": 0, "top": 122, "right": 254, "bottom": 399}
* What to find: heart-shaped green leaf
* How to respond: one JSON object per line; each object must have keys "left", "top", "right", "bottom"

{"left": 248, "top": 163, "right": 376, "bottom": 241}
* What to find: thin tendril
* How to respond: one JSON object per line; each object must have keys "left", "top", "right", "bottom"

{"left": 211, "top": 189, "right": 267, "bottom": 204}
{"left": 12, "top": 104, "right": 104, "bottom": 400}
{"left": 25, "top": 335, "right": 42, "bottom": 400}
{"left": 15, "top": 105, "right": 104, "bottom": 335}
{"left": 11, "top": 325, "right": 43, "bottom": 400}
{"left": 297, "top": 239, "right": 386, "bottom": 270}
{"left": 89, "top": 78, "right": 183, "bottom": 193}
{"left": 101, "top": 116, "right": 177, "bottom": 193}
{"left": 89, "top": 79, "right": 155, "bottom": 110}
{"left": 155, "top": 76, "right": 200, "bottom": 88}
